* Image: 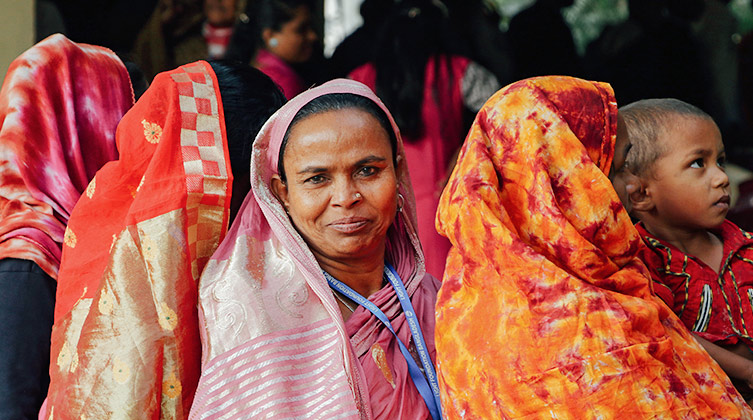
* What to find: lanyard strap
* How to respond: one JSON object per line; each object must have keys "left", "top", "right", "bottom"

{"left": 325, "top": 264, "right": 443, "bottom": 420}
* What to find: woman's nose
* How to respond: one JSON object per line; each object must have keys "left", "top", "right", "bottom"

{"left": 331, "top": 179, "right": 361, "bottom": 207}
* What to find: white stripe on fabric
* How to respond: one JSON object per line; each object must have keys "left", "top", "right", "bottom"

{"left": 202, "top": 322, "right": 336, "bottom": 377}
{"left": 201, "top": 329, "right": 339, "bottom": 397}
{"left": 201, "top": 370, "right": 351, "bottom": 419}
{"left": 693, "top": 284, "right": 713, "bottom": 332}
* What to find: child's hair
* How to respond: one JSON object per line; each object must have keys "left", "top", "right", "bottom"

{"left": 619, "top": 98, "right": 712, "bottom": 176}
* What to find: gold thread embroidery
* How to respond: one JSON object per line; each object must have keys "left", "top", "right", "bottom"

{"left": 141, "top": 119, "right": 162, "bottom": 144}
{"left": 112, "top": 356, "right": 131, "bottom": 384}
{"left": 85, "top": 176, "right": 96, "bottom": 199}
{"left": 99, "top": 289, "right": 114, "bottom": 315}
{"left": 157, "top": 301, "right": 178, "bottom": 331}
{"left": 69, "top": 351, "right": 79, "bottom": 373}
{"left": 163, "top": 370, "right": 182, "bottom": 399}
{"left": 64, "top": 227, "right": 76, "bottom": 248}
{"left": 56, "top": 341, "right": 71, "bottom": 371}
{"left": 141, "top": 236, "right": 157, "bottom": 261}
{"left": 371, "top": 343, "right": 395, "bottom": 388}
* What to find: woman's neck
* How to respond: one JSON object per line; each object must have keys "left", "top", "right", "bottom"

{"left": 317, "top": 251, "right": 386, "bottom": 298}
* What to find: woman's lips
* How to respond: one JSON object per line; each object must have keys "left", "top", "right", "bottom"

{"left": 328, "top": 217, "right": 370, "bottom": 233}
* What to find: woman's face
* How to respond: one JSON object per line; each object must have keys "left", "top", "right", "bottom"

{"left": 271, "top": 108, "right": 398, "bottom": 265}
{"left": 265, "top": 5, "right": 317, "bottom": 64}
{"left": 204, "top": 0, "right": 236, "bottom": 27}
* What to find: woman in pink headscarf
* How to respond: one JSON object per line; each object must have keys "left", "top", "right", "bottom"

{"left": 189, "top": 79, "right": 442, "bottom": 419}
{"left": 0, "top": 34, "right": 133, "bottom": 419}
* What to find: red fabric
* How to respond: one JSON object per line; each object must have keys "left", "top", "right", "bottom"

{"left": 255, "top": 49, "right": 307, "bottom": 99}
{"left": 202, "top": 22, "right": 232, "bottom": 59}
{"left": 46, "top": 61, "right": 233, "bottom": 418}
{"left": 349, "top": 55, "right": 470, "bottom": 278}
{"left": 53, "top": 60, "right": 231, "bottom": 321}
{"left": 638, "top": 220, "right": 753, "bottom": 347}
{"left": 0, "top": 34, "right": 133, "bottom": 279}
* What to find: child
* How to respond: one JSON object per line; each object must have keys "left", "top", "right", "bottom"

{"left": 615, "top": 97, "right": 753, "bottom": 398}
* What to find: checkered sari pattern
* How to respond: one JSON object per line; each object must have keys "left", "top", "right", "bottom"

{"left": 171, "top": 62, "right": 228, "bottom": 281}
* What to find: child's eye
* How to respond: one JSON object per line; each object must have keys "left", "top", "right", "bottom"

{"left": 717, "top": 155, "right": 727, "bottom": 168}
{"left": 304, "top": 174, "right": 326, "bottom": 184}
{"left": 690, "top": 158, "right": 704, "bottom": 169}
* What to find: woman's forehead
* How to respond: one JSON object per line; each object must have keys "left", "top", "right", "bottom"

{"left": 287, "top": 108, "right": 391, "bottom": 149}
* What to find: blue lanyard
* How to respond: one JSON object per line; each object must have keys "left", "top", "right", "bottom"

{"left": 324, "top": 264, "right": 443, "bottom": 420}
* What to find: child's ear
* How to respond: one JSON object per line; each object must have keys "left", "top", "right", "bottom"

{"left": 627, "top": 176, "right": 654, "bottom": 213}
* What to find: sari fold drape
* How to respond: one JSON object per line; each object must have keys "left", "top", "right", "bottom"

{"left": 0, "top": 33, "right": 133, "bottom": 279}
{"left": 189, "top": 79, "right": 438, "bottom": 420}
{"left": 45, "top": 61, "right": 232, "bottom": 419}
{"left": 435, "top": 76, "right": 753, "bottom": 419}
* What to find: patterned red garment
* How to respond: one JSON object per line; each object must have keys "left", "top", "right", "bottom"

{"left": 638, "top": 220, "right": 753, "bottom": 347}
{"left": 46, "top": 61, "right": 233, "bottom": 419}
{"left": 435, "top": 76, "right": 753, "bottom": 419}
{"left": 0, "top": 34, "right": 133, "bottom": 279}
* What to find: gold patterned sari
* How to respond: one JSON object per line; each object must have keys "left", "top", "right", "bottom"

{"left": 45, "top": 61, "right": 232, "bottom": 419}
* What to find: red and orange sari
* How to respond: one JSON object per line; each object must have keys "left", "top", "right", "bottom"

{"left": 45, "top": 61, "right": 233, "bottom": 419}
{"left": 435, "top": 76, "right": 753, "bottom": 419}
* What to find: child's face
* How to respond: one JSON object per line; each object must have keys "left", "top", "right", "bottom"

{"left": 645, "top": 116, "right": 729, "bottom": 230}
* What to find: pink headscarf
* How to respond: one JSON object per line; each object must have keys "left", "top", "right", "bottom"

{"left": 0, "top": 34, "right": 133, "bottom": 278}
{"left": 190, "top": 79, "right": 439, "bottom": 419}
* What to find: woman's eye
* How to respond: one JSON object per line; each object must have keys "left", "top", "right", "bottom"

{"left": 690, "top": 159, "right": 704, "bottom": 169}
{"left": 357, "top": 166, "right": 378, "bottom": 177}
{"left": 305, "top": 174, "right": 326, "bottom": 184}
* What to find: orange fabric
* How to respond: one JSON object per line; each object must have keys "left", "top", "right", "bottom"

{"left": 46, "top": 61, "right": 232, "bottom": 418}
{"left": 0, "top": 34, "right": 133, "bottom": 279}
{"left": 435, "top": 76, "right": 753, "bottom": 419}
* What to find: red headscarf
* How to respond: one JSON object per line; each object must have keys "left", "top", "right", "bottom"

{"left": 0, "top": 34, "right": 133, "bottom": 278}
{"left": 46, "top": 61, "right": 233, "bottom": 419}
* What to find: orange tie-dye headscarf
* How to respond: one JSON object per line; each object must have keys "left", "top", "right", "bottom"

{"left": 435, "top": 76, "right": 753, "bottom": 419}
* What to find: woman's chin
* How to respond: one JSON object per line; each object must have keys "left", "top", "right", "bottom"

{"left": 315, "top": 239, "right": 383, "bottom": 263}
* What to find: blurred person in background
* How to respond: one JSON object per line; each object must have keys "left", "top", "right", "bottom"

{"left": 131, "top": 0, "right": 244, "bottom": 80}
{"left": 349, "top": 0, "right": 500, "bottom": 278}
{"left": 225, "top": 0, "right": 318, "bottom": 99}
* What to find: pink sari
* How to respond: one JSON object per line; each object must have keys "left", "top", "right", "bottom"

{"left": 190, "top": 79, "right": 439, "bottom": 419}
{"left": 0, "top": 34, "right": 133, "bottom": 279}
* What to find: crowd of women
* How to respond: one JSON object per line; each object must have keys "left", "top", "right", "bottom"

{"left": 2, "top": 0, "right": 753, "bottom": 419}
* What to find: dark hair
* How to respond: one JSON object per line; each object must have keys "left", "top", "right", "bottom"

{"left": 115, "top": 52, "right": 148, "bottom": 100}
{"left": 225, "top": 0, "right": 312, "bottom": 63}
{"left": 209, "top": 60, "right": 286, "bottom": 176}
{"left": 619, "top": 98, "right": 713, "bottom": 176}
{"left": 373, "top": 0, "right": 454, "bottom": 139}
{"left": 278, "top": 93, "right": 397, "bottom": 181}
